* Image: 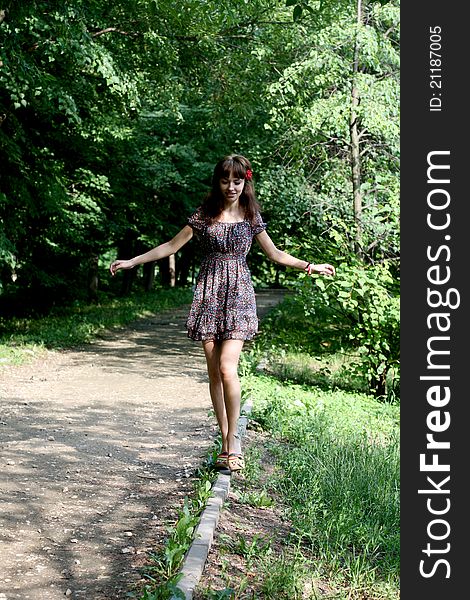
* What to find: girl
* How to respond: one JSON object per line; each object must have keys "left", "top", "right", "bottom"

{"left": 110, "top": 155, "right": 335, "bottom": 472}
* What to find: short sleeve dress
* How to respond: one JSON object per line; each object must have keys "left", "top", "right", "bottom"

{"left": 186, "top": 208, "right": 267, "bottom": 341}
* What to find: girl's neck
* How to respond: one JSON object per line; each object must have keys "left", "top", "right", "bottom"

{"left": 221, "top": 202, "right": 243, "bottom": 217}
{"left": 217, "top": 203, "right": 245, "bottom": 223}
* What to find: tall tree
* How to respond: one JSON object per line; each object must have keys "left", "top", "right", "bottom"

{"left": 263, "top": 0, "right": 399, "bottom": 265}
{"left": 351, "top": 0, "right": 364, "bottom": 258}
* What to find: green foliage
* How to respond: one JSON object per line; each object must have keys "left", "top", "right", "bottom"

{"left": 248, "top": 257, "right": 400, "bottom": 399}
{"left": 246, "top": 263, "right": 400, "bottom": 401}
{"left": 301, "top": 261, "right": 400, "bottom": 397}
{"left": 219, "top": 533, "right": 272, "bottom": 563}
{"left": 198, "top": 588, "right": 235, "bottom": 600}
{"left": 245, "top": 374, "right": 399, "bottom": 440}
{"left": 244, "top": 373, "right": 400, "bottom": 597}
{"left": 259, "top": 552, "right": 314, "bottom": 599}
{"left": 235, "top": 488, "right": 276, "bottom": 509}
{"left": 138, "top": 464, "right": 216, "bottom": 600}
{"left": 1, "top": 0, "right": 399, "bottom": 325}
{"left": 0, "top": 287, "right": 193, "bottom": 361}
{"left": 264, "top": 0, "right": 399, "bottom": 265}
{"left": 251, "top": 165, "right": 336, "bottom": 286}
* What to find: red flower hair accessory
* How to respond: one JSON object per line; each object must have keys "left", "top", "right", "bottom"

{"left": 245, "top": 169, "right": 253, "bottom": 181}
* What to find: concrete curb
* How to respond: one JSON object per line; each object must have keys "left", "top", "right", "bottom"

{"left": 171, "top": 398, "right": 253, "bottom": 600}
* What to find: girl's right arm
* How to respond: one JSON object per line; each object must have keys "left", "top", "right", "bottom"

{"left": 110, "top": 225, "right": 193, "bottom": 276}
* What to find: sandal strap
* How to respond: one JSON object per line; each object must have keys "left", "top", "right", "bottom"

{"left": 228, "top": 453, "right": 245, "bottom": 471}
{"left": 214, "top": 451, "right": 229, "bottom": 469}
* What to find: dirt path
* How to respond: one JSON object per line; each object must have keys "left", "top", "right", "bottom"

{"left": 0, "top": 289, "right": 285, "bottom": 600}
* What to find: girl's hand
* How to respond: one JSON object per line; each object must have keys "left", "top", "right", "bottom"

{"left": 306, "top": 263, "right": 336, "bottom": 277}
{"left": 109, "top": 259, "right": 134, "bottom": 276}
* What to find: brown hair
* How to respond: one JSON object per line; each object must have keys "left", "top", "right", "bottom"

{"left": 201, "top": 155, "right": 261, "bottom": 224}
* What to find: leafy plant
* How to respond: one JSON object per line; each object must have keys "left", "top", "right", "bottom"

{"left": 199, "top": 588, "right": 236, "bottom": 600}
{"left": 137, "top": 465, "right": 216, "bottom": 599}
{"left": 235, "top": 488, "right": 276, "bottom": 509}
{"left": 302, "top": 260, "right": 400, "bottom": 397}
{"left": 220, "top": 533, "right": 272, "bottom": 563}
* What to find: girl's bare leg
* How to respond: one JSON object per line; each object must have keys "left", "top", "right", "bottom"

{"left": 202, "top": 340, "right": 228, "bottom": 452}
{"left": 203, "top": 339, "right": 245, "bottom": 455}
{"left": 218, "top": 339, "right": 244, "bottom": 455}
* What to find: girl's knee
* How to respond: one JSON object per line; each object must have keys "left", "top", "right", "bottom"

{"left": 219, "top": 361, "right": 238, "bottom": 382}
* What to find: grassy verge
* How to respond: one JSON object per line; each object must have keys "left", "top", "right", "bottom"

{"left": 194, "top": 292, "right": 399, "bottom": 598}
{"left": 195, "top": 373, "right": 399, "bottom": 599}
{"left": 243, "top": 373, "right": 399, "bottom": 599}
{"left": 0, "top": 287, "right": 193, "bottom": 365}
{"left": 244, "top": 290, "right": 400, "bottom": 401}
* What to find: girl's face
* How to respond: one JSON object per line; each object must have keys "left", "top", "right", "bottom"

{"left": 219, "top": 172, "right": 245, "bottom": 205}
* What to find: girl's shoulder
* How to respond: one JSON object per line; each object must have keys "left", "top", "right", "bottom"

{"left": 251, "top": 210, "right": 267, "bottom": 236}
{"left": 187, "top": 206, "right": 207, "bottom": 230}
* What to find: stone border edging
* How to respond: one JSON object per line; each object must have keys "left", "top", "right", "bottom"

{"left": 171, "top": 398, "right": 253, "bottom": 600}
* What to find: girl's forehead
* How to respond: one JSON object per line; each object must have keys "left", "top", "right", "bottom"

{"left": 220, "top": 167, "right": 244, "bottom": 179}
{"left": 220, "top": 171, "right": 242, "bottom": 179}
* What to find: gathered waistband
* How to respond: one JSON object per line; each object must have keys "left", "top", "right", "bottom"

{"left": 202, "top": 252, "right": 246, "bottom": 261}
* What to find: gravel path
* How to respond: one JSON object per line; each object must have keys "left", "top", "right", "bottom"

{"left": 0, "top": 289, "right": 285, "bottom": 600}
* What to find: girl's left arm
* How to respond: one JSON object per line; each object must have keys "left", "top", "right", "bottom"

{"left": 254, "top": 230, "right": 335, "bottom": 277}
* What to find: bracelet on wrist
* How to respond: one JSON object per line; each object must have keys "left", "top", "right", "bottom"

{"left": 304, "top": 262, "right": 314, "bottom": 273}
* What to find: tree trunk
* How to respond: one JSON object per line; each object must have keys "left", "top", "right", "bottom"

{"left": 88, "top": 255, "right": 99, "bottom": 302}
{"left": 350, "top": 0, "right": 364, "bottom": 260}
{"left": 177, "top": 247, "right": 192, "bottom": 286}
{"left": 158, "top": 257, "right": 170, "bottom": 285}
{"left": 158, "top": 256, "right": 176, "bottom": 286}
{"left": 169, "top": 254, "right": 175, "bottom": 287}
{"left": 117, "top": 233, "right": 138, "bottom": 295}
{"left": 371, "top": 367, "right": 388, "bottom": 399}
{"left": 143, "top": 261, "right": 156, "bottom": 291}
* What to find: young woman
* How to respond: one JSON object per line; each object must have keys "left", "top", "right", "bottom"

{"left": 110, "top": 155, "right": 335, "bottom": 472}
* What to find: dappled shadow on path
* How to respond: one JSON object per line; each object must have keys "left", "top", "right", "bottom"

{"left": 1, "top": 392, "right": 210, "bottom": 599}
{"left": 0, "top": 289, "right": 286, "bottom": 599}
{"left": 69, "top": 305, "right": 208, "bottom": 383}
{"left": 67, "top": 289, "right": 287, "bottom": 382}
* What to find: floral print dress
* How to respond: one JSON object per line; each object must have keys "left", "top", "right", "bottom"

{"left": 186, "top": 208, "right": 267, "bottom": 341}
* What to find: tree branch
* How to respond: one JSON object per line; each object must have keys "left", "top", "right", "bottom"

{"left": 91, "top": 27, "right": 130, "bottom": 37}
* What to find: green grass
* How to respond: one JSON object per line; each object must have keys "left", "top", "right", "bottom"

{"left": 258, "top": 552, "right": 316, "bottom": 599}
{"left": 244, "top": 290, "right": 400, "bottom": 402}
{"left": 0, "top": 287, "right": 193, "bottom": 365}
{"left": 242, "top": 373, "right": 400, "bottom": 599}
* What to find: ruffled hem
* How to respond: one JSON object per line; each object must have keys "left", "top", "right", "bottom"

{"left": 187, "top": 327, "right": 259, "bottom": 342}
{"left": 186, "top": 311, "right": 259, "bottom": 342}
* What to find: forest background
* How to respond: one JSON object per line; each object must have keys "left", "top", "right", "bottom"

{"left": 0, "top": 0, "right": 399, "bottom": 395}
{"left": 0, "top": 2, "right": 400, "bottom": 598}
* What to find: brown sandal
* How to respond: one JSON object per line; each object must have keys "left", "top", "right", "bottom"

{"left": 227, "top": 453, "right": 245, "bottom": 472}
{"left": 214, "top": 451, "right": 229, "bottom": 470}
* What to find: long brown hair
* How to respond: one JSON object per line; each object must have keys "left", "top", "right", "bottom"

{"left": 201, "top": 155, "right": 261, "bottom": 224}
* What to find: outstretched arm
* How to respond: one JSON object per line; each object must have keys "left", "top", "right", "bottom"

{"left": 110, "top": 225, "right": 194, "bottom": 276}
{"left": 254, "top": 230, "right": 335, "bottom": 277}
